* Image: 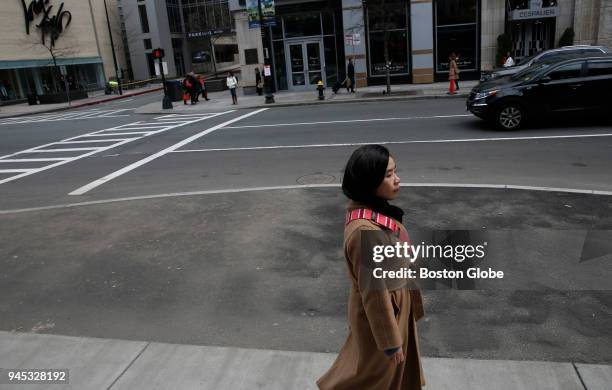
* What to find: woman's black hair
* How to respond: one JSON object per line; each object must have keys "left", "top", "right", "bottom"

{"left": 342, "top": 145, "right": 404, "bottom": 222}
{"left": 342, "top": 145, "right": 389, "bottom": 202}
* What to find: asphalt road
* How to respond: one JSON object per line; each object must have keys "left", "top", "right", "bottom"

{"left": 1, "top": 93, "right": 610, "bottom": 364}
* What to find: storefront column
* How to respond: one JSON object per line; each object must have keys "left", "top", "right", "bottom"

{"left": 95, "top": 64, "right": 106, "bottom": 88}
{"left": 342, "top": 0, "right": 367, "bottom": 87}
{"left": 410, "top": 0, "right": 434, "bottom": 83}
{"left": 31, "top": 68, "right": 44, "bottom": 95}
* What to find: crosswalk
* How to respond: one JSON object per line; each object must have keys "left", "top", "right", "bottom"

{"left": 0, "top": 109, "right": 133, "bottom": 125}
{"left": 0, "top": 112, "right": 230, "bottom": 185}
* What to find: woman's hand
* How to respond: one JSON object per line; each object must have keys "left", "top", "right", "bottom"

{"left": 389, "top": 348, "right": 404, "bottom": 364}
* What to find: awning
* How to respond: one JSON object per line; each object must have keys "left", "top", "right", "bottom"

{"left": 0, "top": 57, "right": 103, "bottom": 70}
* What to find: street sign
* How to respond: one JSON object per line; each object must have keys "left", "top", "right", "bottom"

{"left": 59, "top": 65, "right": 67, "bottom": 75}
{"left": 264, "top": 65, "right": 271, "bottom": 77}
{"left": 154, "top": 62, "right": 168, "bottom": 76}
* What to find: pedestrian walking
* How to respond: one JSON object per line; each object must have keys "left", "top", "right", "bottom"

{"left": 317, "top": 144, "right": 425, "bottom": 390}
{"left": 197, "top": 74, "right": 209, "bottom": 101}
{"left": 255, "top": 68, "right": 263, "bottom": 96}
{"left": 226, "top": 71, "right": 238, "bottom": 105}
{"left": 347, "top": 58, "right": 355, "bottom": 93}
{"left": 503, "top": 51, "right": 515, "bottom": 67}
{"left": 448, "top": 53, "right": 460, "bottom": 94}
{"left": 183, "top": 74, "right": 196, "bottom": 104}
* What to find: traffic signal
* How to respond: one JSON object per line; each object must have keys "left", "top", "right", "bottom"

{"left": 152, "top": 48, "right": 165, "bottom": 59}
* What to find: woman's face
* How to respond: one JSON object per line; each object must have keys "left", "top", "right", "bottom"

{"left": 375, "top": 156, "right": 400, "bottom": 200}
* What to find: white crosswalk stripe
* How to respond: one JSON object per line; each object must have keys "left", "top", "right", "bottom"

{"left": 0, "top": 109, "right": 133, "bottom": 125}
{"left": 0, "top": 112, "right": 231, "bottom": 185}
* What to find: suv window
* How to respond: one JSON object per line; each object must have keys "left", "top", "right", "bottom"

{"left": 535, "top": 50, "right": 580, "bottom": 64}
{"left": 546, "top": 63, "right": 583, "bottom": 80}
{"left": 582, "top": 48, "right": 604, "bottom": 55}
{"left": 587, "top": 61, "right": 612, "bottom": 76}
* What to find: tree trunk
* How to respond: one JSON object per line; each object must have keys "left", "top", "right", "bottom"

{"left": 384, "top": 30, "right": 390, "bottom": 95}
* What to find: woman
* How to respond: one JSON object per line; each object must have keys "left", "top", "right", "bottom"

{"left": 449, "top": 53, "right": 460, "bottom": 92}
{"left": 226, "top": 71, "right": 238, "bottom": 105}
{"left": 317, "top": 145, "right": 425, "bottom": 390}
{"left": 255, "top": 68, "right": 263, "bottom": 96}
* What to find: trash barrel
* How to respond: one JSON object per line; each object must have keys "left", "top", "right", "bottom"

{"left": 165, "top": 80, "right": 183, "bottom": 102}
{"left": 27, "top": 94, "right": 38, "bottom": 105}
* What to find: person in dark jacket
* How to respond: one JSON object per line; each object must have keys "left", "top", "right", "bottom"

{"left": 197, "top": 75, "right": 209, "bottom": 101}
{"left": 255, "top": 68, "right": 263, "bottom": 96}
{"left": 347, "top": 58, "right": 355, "bottom": 93}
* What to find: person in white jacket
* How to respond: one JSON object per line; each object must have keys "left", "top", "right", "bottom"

{"left": 226, "top": 71, "right": 238, "bottom": 105}
{"left": 503, "top": 52, "right": 515, "bottom": 68}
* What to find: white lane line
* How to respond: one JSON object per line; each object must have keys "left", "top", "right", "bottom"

{"left": 80, "top": 131, "right": 153, "bottom": 136}
{"left": 171, "top": 132, "right": 612, "bottom": 153}
{"left": 20, "top": 147, "right": 100, "bottom": 153}
{"left": 221, "top": 114, "right": 473, "bottom": 129}
{"left": 3, "top": 182, "right": 612, "bottom": 215}
{"left": 0, "top": 158, "right": 67, "bottom": 162}
{"left": 61, "top": 139, "right": 131, "bottom": 144}
{"left": 0, "top": 169, "right": 31, "bottom": 173}
{"left": 69, "top": 108, "right": 268, "bottom": 195}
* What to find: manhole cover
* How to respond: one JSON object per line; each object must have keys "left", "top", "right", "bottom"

{"left": 296, "top": 174, "right": 335, "bottom": 185}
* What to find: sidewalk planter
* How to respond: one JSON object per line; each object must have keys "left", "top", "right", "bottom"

{"left": 38, "top": 91, "right": 89, "bottom": 104}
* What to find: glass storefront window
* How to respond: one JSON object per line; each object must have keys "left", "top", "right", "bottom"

{"left": 324, "top": 36, "right": 338, "bottom": 85}
{"left": 435, "top": 0, "right": 479, "bottom": 73}
{"left": 369, "top": 31, "right": 409, "bottom": 76}
{"left": 273, "top": 40, "right": 287, "bottom": 90}
{"left": 283, "top": 13, "right": 321, "bottom": 38}
{"left": 436, "top": 0, "right": 476, "bottom": 25}
{"left": 435, "top": 25, "right": 477, "bottom": 72}
{"left": 322, "top": 12, "right": 335, "bottom": 35}
{"left": 367, "top": 0, "right": 407, "bottom": 31}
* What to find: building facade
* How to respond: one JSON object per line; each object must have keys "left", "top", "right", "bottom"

{"left": 120, "top": 0, "right": 611, "bottom": 90}
{"left": 0, "top": 0, "right": 127, "bottom": 103}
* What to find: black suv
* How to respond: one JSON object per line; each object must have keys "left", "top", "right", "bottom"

{"left": 480, "top": 45, "right": 609, "bottom": 82}
{"left": 466, "top": 56, "right": 612, "bottom": 130}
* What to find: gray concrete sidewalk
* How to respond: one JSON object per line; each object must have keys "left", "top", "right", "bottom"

{"left": 135, "top": 81, "right": 479, "bottom": 115}
{"left": 0, "top": 331, "right": 609, "bottom": 390}
{"left": 0, "top": 85, "right": 162, "bottom": 119}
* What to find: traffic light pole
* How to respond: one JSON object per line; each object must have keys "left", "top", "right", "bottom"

{"left": 258, "top": 0, "right": 274, "bottom": 104}
{"left": 103, "top": 0, "right": 122, "bottom": 95}
{"left": 154, "top": 48, "right": 172, "bottom": 110}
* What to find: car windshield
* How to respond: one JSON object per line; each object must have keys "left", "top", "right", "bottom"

{"left": 510, "top": 63, "right": 550, "bottom": 81}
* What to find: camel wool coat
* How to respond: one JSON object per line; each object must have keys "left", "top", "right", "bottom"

{"left": 317, "top": 201, "right": 425, "bottom": 390}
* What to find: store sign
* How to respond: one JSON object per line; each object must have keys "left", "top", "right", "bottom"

{"left": 345, "top": 33, "right": 361, "bottom": 46}
{"left": 508, "top": 0, "right": 558, "bottom": 21}
{"left": 186, "top": 29, "right": 229, "bottom": 38}
{"left": 20, "top": 0, "right": 72, "bottom": 47}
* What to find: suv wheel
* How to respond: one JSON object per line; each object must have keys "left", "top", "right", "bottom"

{"left": 496, "top": 104, "right": 524, "bottom": 130}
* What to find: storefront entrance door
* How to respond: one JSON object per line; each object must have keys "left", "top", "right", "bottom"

{"left": 286, "top": 40, "right": 325, "bottom": 91}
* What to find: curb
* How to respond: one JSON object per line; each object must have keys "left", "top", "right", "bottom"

{"left": 138, "top": 91, "right": 468, "bottom": 115}
{"left": 0, "top": 87, "right": 163, "bottom": 119}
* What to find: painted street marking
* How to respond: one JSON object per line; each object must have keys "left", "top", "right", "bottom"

{"left": 0, "top": 109, "right": 133, "bottom": 125}
{"left": 2, "top": 182, "right": 612, "bottom": 215}
{"left": 0, "top": 112, "right": 231, "bottom": 185}
{"left": 69, "top": 108, "right": 268, "bottom": 195}
{"left": 172, "top": 132, "right": 612, "bottom": 153}
{"left": 221, "top": 114, "right": 473, "bottom": 129}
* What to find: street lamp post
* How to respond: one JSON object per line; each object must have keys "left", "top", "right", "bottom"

{"left": 103, "top": 0, "right": 123, "bottom": 95}
{"left": 257, "top": 0, "right": 274, "bottom": 104}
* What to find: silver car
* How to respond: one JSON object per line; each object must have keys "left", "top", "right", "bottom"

{"left": 480, "top": 45, "right": 609, "bottom": 82}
